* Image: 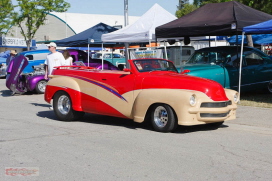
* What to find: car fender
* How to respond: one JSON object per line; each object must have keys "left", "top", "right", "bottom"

{"left": 132, "top": 89, "right": 211, "bottom": 124}
{"left": 46, "top": 75, "right": 83, "bottom": 111}
{"left": 27, "top": 75, "right": 46, "bottom": 91}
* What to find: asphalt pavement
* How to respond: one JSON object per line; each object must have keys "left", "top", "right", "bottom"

{"left": 0, "top": 78, "right": 272, "bottom": 181}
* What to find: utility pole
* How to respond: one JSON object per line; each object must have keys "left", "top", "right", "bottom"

{"left": 124, "top": 0, "right": 130, "bottom": 68}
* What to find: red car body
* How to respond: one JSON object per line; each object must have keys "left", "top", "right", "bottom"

{"left": 45, "top": 58, "right": 238, "bottom": 132}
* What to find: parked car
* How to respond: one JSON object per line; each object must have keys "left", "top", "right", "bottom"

{"left": 7, "top": 49, "right": 118, "bottom": 76}
{"left": 162, "top": 46, "right": 195, "bottom": 66}
{"left": 0, "top": 57, "right": 7, "bottom": 78}
{"left": 179, "top": 46, "right": 272, "bottom": 93}
{"left": 93, "top": 52, "right": 126, "bottom": 69}
{"left": 61, "top": 49, "right": 119, "bottom": 70}
{"left": 16, "top": 49, "right": 50, "bottom": 74}
{"left": 6, "top": 55, "right": 47, "bottom": 94}
{"left": 5, "top": 49, "right": 119, "bottom": 95}
{"left": 44, "top": 58, "right": 238, "bottom": 133}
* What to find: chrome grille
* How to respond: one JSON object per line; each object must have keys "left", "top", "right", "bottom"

{"left": 200, "top": 100, "right": 231, "bottom": 108}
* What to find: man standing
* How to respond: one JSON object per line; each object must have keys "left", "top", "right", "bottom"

{"left": 6, "top": 50, "right": 17, "bottom": 65}
{"left": 44, "top": 42, "right": 65, "bottom": 80}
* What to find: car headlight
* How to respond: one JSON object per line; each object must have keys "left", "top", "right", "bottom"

{"left": 233, "top": 92, "right": 239, "bottom": 103}
{"left": 190, "top": 94, "right": 197, "bottom": 106}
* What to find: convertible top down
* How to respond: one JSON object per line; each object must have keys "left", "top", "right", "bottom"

{"left": 44, "top": 58, "right": 238, "bottom": 132}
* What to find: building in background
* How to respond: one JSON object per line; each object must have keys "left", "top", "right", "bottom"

{"left": 6, "top": 12, "right": 140, "bottom": 44}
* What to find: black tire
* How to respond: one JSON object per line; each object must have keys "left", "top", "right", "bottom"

{"left": 35, "top": 80, "right": 47, "bottom": 94}
{"left": 150, "top": 104, "right": 177, "bottom": 132}
{"left": 53, "top": 91, "right": 85, "bottom": 121}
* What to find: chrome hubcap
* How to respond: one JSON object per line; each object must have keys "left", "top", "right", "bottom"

{"left": 38, "top": 81, "right": 47, "bottom": 92}
{"left": 58, "top": 95, "right": 71, "bottom": 115}
{"left": 154, "top": 106, "right": 168, "bottom": 128}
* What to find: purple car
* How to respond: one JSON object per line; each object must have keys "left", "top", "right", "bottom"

{"left": 6, "top": 55, "right": 47, "bottom": 95}
{"left": 63, "top": 49, "right": 119, "bottom": 70}
{"left": 6, "top": 49, "right": 119, "bottom": 95}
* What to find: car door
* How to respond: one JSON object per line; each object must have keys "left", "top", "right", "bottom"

{"left": 95, "top": 71, "right": 135, "bottom": 118}
{"left": 246, "top": 52, "right": 272, "bottom": 90}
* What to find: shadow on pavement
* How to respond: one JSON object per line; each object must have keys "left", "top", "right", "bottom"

{"left": 0, "top": 90, "right": 12, "bottom": 97}
{"left": 36, "top": 110, "right": 228, "bottom": 133}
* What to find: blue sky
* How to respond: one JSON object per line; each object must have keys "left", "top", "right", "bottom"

{"left": 64, "top": 0, "right": 193, "bottom": 16}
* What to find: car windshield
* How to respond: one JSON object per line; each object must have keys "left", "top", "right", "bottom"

{"left": 133, "top": 59, "right": 178, "bottom": 73}
{"left": 187, "top": 51, "right": 227, "bottom": 65}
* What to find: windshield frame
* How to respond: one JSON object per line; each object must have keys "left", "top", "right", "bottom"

{"left": 133, "top": 59, "right": 178, "bottom": 73}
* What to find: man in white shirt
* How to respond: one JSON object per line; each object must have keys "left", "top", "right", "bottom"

{"left": 44, "top": 42, "right": 65, "bottom": 80}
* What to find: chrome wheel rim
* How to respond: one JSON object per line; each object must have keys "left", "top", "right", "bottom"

{"left": 58, "top": 95, "right": 71, "bottom": 115}
{"left": 38, "top": 81, "right": 47, "bottom": 92}
{"left": 268, "top": 81, "right": 272, "bottom": 93}
{"left": 154, "top": 106, "right": 168, "bottom": 128}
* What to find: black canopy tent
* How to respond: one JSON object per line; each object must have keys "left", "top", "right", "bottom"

{"left": 155, "top": 1, "right": 272, "bottom": 39}
{"left": 156, "top": 1, "right": 272, "bottom": 99}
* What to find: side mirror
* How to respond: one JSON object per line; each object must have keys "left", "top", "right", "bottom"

{"left": 181, "top": 69, "right": 190, "bottom": 74}
{"left": 123, "top": 68, "right": 132, "bottom": 73}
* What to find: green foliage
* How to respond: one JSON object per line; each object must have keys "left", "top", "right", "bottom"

{"left": 0, "top": 0, "right": 14, "bottom": 34}
{"left": 177, "top": 0, "right": 190, "bottom": 9}
{"left": 176, "top": 4, "right": 198, "bottom": 18}
{"left": 13, "top": 0, "right": 70, "bottom": 50}
{"left": 195, "top": 0, "right": 272, "bottom": 14}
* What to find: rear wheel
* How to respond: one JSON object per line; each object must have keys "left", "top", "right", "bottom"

{"left": 53, "top": 91, "right": 85, "bottom": 121}
{"left": 151, "top": 104, "right": 177, "bottom": 132}
{"left": 35, "top": 80, "right": 47, "bottom": 94}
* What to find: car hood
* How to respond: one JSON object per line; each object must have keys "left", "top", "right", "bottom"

{"left": 179, "top": 64, "right": 221, "bottom": 73}
{"left": 6, "top": 55, "right": 28, "bottom": 92}
{"left": 140, "top": 72, "right": 228, "bottom": 101}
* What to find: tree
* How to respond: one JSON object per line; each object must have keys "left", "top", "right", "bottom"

{"left": 177, "top": 0, "right": 190, "bottom": 9}
{"left": 197, "top": 0, "right": 272, "bottom": 14}
{"left": 0, "top": 0, "right": 14, "bottom": 35}
{"left": 176, "top": 4, "right": 198, "bottom": 18}
{"left": 12, "top": 0, "right": 70, "bottom": 50}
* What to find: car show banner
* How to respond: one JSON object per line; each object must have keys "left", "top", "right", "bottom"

{"left": 129, "top": 48, "right": 163, "bottom": 59}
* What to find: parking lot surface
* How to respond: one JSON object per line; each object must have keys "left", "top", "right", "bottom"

{"left": 0, "top": 79, "right": 272, "bottom": 181}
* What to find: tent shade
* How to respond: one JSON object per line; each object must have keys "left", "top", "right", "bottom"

{"left": 55, "top": 23, "right": 118, "bottom": 47}
{"left": 228, "top": 34, "right": 272, "bottom": 45}
{"left": 102, "top": 3, "right": 176, "bottom": 43}
{"left": 243, "top": 19, "right": 272, "bottom": 34}
{"left": 156, "top": 1, "right": 272, "bottom": 38}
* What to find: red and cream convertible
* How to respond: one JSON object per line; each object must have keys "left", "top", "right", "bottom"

{"left": 44, "top": 58, "right": 238, "bottom": 132}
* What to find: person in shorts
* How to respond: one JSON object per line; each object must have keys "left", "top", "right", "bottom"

{"left": 44, "top": 42, "right": 65, "bottom": 80}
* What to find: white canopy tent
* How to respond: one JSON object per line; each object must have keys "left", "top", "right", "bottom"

{"left": 101, "top": 3, "right": 177, "bottom": 43}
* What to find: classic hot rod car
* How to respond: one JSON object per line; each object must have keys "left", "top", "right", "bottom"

{"left": 44, "top": 58, "right": 238, "bottom": 132}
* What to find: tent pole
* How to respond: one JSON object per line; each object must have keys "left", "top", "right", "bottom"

{"left": 88, "top": 43, "right": 90, "bottom": 66}
{"left": 164, "top": 41, "right": 168, "bottom": 59}
{"left": 238, "top": 32, "right": 245, "bottom": 101}
{"left": 102, "top": 43, "right": 104, "bottom": 70}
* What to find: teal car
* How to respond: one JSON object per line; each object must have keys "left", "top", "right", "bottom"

{"left": 93, "top": 52, "right": 126, "bottom": 69}
{"left": 179, "top": 46, "right": 272, "bottom": 93}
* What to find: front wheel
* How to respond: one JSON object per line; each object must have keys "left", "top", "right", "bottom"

{"left": 53, "top": 91, "right": 85, "bottom": 121}
{"left": 35, "top": 80, "right": 47, "bottom": 94}
{"left": 151, "top": 104, "right": 177, "bottom": 132}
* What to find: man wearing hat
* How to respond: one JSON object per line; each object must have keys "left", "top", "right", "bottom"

{"left": 44, "top": 42, "right": 65, "bottom": 80}
{"left": 6, "top": 50, "right": 17, "bottom": 65}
